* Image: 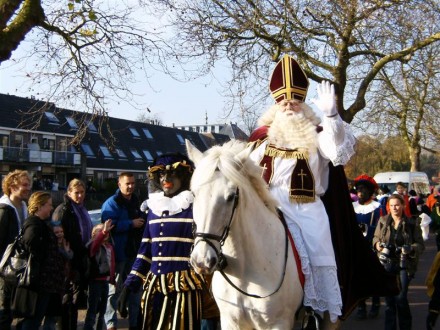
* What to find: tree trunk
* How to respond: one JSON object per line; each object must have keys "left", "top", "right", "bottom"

{"left": 409, "top": 146, "right": 421, "bottom": 172}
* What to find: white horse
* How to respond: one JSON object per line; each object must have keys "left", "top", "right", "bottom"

{"left": 187, "top": 140, "right": 303, "bottom": 330}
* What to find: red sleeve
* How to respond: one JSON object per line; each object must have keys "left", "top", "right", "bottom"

{"left": 248, "top": 126, "right": 269, "bottom": 142}
{"left": 89, "top": 231, "right": 106, "bottom": 256}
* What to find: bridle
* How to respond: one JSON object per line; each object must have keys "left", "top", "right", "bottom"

{"left": 193, "top": 187, "right": 289, "bottom": 299}
{"left": 193, "top": 187, "right": 239, "bottom": 271}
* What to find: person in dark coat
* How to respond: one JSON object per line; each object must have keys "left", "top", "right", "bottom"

{"left": 101, "top": 172, "right": 145, "bottom": 330}
{"left": 0, "top": 170, "right": 31, "bottom": 330}
{"left": 121, "top": 153, "right": 209, "bottom": 330}
{"left": 20, "top": 191, "right": 65, "bottom": 329}
{"left": 52, "top": 178, "right": 93, "bottom": 330}
{"left": 373, "top": 193, "right": 425, "bottom": 330}
{"left": 426, "top": 251, "right": 440, "bottom": 330}
{"left": 352, "top": 174, "right": 382, "bottom": 319}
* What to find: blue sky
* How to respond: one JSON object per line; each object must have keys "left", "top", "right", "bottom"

{"left": 0, "top": 60, "right": 230, "bottom": 127}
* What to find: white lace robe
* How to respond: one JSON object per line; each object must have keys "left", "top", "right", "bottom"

{"left": 250, "top": 115, "right": 355, "bottom": 322}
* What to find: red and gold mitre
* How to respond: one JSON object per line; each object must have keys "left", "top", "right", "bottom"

{"left": 269, "top": 55, "right": 309, "bottom": 103}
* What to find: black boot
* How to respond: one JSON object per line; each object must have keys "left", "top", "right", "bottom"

{"left": 356, "top": 300, "right": 367, "bottom": 320}
{"left": 427, "top": 311, "right": 439, "bottom": 330}
{"left": 369, "top": 298, "right": 380, "bottom": 319}
{"left": 301, "top": 307, "right": 322, "bottom": 330}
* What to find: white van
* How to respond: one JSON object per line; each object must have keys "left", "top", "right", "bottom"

{"left": 373, "top": 171, "right": 431, "bottom": 196}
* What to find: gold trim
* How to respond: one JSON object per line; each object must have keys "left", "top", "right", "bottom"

{"left": 152, "top": 237, "right": 194, "bottom": 243}
{"left": 152, "top": 256, "right": 191, "bottom": 262}
{"left": 289, "top": 195, "right": 316, "bottom": 203}
{"left": 130, "top": 270, "right": 146, "bottom": 280}
{"left": 265, "top": 145, "right": 309, "bottom": 159}
{"left": 149, "top": 218, "right": 194, "bottom": 224}
{"left": 136, "top": 254, "right": 151, "bottom": 262}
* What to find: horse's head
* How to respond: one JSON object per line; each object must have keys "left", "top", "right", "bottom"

{"left": 186, "top": 140, "right": 252, "bottom": 274}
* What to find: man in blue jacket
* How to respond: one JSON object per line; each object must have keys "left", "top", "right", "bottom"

{"left": 101, "top": 172, "right": 145, "bottom": 330}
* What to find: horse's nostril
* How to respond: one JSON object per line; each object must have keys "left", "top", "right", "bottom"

{"left": 208, "top": 257, "right": 218, "bottom": 269}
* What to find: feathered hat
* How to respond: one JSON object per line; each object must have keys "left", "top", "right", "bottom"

{"left": 148, "top": 153, "right": 194, "bottom": 179}
{"left": 269, "top": 54, "right": 309, "bottom": 103}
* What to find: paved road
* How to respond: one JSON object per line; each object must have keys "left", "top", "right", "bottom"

{"left": 87, "top": 235, "right": 437, "bottom": 330}
{"left": 18, "top": 234, "right": 437, "bottom": 329}
{"left": 337, "top": 233, "right": 437, "bottom": 330}
{"left": 337, "top": 233, "right": 436, "bottom": 330}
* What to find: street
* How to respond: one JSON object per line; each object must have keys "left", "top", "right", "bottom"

{"left": 75, "top": 234, "right": 439, "bottom": 329}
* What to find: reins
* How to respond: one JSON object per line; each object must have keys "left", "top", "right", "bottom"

{"left": 193, "top": 187, "right": 289, "bottom": 299}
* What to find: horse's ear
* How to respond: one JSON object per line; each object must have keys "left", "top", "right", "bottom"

{"left": 186, "top": 139, "right": 203, "bottom": 166}
{"left": 234, "top": 144, "right": 253, "bottom": 166}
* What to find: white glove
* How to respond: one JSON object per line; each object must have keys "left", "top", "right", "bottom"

{"left": 312, "top": 81, "right": 338, "bottom": 117}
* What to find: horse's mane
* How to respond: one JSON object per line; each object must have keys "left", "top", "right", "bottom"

{"left": 191, "top": 140, "right": 279, "bottom": 214}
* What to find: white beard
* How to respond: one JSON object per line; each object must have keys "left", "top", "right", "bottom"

{"left": 268, "top": 110, "right": 318, "bottom": 153}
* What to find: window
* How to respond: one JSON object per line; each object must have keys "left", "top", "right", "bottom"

{"left": 130, "top": 128, "right": 140, "bottom": 138}
{"left": 99, "top": 146, "right": 113, "bottom": 158}
{"left": 43, "top": 138, "right": 55, "bottom": 150}
{"left": 142, "top": 128, "right": 153, "bottom": 139}
{"left": 116, "top": 148, "right": 127, "bottom": 159}
{"left": 44, "top": 112, "right": 59, "bottom": 124}
{"left": 130, "top": 148, "right": 142, "bottom": 161}
{"left": 87, "top": 121, "right": 97, "bottom": 133}
{"left": 1, "top": 136, "right": 8, "bottom": 147}
{"left": 14, "top": 135, "right": 23, "bottom": 147}
{"left": 176, "top": 133, "right": 185, "bottom": 145}
{"left": 81, "top": 143, "right": 95, "bottom": 157}
{"left": 142, "top": 150, "right": 154, "bottom": 161}
{"left": 58, "top": 139, "right": 68, "bottom": 152}
{"left": 156, "top": 150, "right": 163, "bottom": 156}
{"left": 66, "top": 117, "right": 78, "bottom": 129}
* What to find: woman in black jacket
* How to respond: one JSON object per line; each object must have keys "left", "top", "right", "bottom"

{"left": 51, "top": 178, "right": 93, "bottom": 330}
{"left": 20, "top": 191, "right": 65, "bottom": 330}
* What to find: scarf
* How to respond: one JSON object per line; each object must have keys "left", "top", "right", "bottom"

{"left": 71, "top": 201, "right": 93, "bottom": 244}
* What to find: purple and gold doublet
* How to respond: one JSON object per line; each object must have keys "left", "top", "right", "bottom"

{"left": 124, "top": 190, "right": 203, "bottom": 330}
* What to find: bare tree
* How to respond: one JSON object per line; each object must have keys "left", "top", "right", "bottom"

{"left": 150, "top": 0, "right": 440, "bottom": 126}
{"left": 136, "top": 112, "right": 164, "bottom": 126}
{"left": 0, "top": 0, "right": 167, "bottom": 145}
{"left": 355, "top": 17, "right": 440, "bottom": 171}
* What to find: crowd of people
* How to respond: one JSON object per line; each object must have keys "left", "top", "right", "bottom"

{"left": 1, "top": 54, "right": 440, "bottom": 330}
{"left": 0, "top": 163, "right": 220, "bottom": 330}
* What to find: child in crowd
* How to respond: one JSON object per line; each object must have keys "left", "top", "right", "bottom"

{"left": 43, "top": 223, "right": 74, "bottom": 329}
{"left": 83, "top": 219, "right": 115, "bottom": 330}
{"left": 53, "top": 223, "right": 74, "bottom": 264}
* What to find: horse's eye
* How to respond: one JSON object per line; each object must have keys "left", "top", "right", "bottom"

{"left": 226, "top": 194, "right": 235, "bottom": 203}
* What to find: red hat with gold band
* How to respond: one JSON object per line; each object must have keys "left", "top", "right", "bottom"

{"left": 269, "top": 54, "right": 309, "bottom": 103}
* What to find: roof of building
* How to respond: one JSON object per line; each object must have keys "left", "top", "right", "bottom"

{"left": 0, "top": 93, "right": 231, "bottom": 172}
{"left": 219, "top": 122, "right": 249, "bottom": 141}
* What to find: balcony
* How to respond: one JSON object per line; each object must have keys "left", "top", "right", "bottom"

{"left": 0, "top": 147, "right": 81, "bottom": 166}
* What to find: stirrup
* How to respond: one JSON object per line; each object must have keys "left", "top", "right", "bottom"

{"left": 301, "top": 308, "right": 322, "bottom": 330}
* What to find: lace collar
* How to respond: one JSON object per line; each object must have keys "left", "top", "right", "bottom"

{"left": 147, "top": 190, "right": 194, "bottom": 216}
{"left": 353, "top": 200, "right": 381, "bottom": 215}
